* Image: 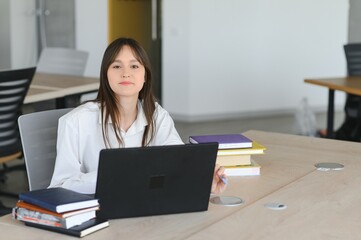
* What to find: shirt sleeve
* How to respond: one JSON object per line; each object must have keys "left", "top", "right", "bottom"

{"left": 48, "top": 115, "right": 97, "bottom": 194}
{"left": 153, "top": 106, "right": 184, "bottom": 145}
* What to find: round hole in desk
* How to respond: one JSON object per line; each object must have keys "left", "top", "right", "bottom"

{"left": 210, "top": 196, "right": 244, "bottom": 206}
{"left": 315, "top": 162, "right": 344, "bottom": 171}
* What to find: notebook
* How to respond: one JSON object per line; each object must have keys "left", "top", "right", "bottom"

{"left": 95, "top": 143, "right": 218, "bottom": 219}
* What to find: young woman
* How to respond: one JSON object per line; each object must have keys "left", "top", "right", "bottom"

{"left": 49, "top": 37, "right": 226, "bottom": 194}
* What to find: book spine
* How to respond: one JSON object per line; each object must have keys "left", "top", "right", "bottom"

{"left": 13, "top": 207, "right": 66, "bottom": 228}
{"left": 19, "top": 194, "right": 57, "bottom": 212}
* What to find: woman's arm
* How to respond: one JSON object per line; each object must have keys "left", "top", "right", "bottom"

{"left": 211, "top": 164, "right": 227, "bottom": 194}
{"left": 48, "top": 114, "right": 97, "bottom": 194}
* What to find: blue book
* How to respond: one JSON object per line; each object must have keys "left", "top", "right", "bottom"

{"left": 189, "top": 134, "right": 253, "bottom": 149}
{"left": 19, "top": 187, "right": 99, "bottom": 213}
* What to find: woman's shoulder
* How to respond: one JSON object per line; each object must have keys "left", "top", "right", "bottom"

{"left": 154, "top": 102, "right": 168, "bottom": 114}
{"left": 60, "top": 102, "right": 100, "bottom": 122}
{"left": 153, "top": 102, "right": 173, "bottom": 121}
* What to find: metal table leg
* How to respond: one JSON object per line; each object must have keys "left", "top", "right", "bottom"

{"left": 327, "top": 89, "right": 335, "bottom": 138}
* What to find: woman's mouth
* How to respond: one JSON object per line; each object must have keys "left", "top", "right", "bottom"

{"left": 119, "top": 81, "right": 132, "bottom": 85}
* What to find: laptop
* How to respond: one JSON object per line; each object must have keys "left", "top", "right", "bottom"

{"left": 95, "top": 143, "right": 218, "bottom": 219}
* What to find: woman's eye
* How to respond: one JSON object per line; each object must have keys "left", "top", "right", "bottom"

{"left": 112, "top": 65, "right": 121, "bottom": 69}
{"left": 131, "top": 65, "right": 139, "bottom": 69}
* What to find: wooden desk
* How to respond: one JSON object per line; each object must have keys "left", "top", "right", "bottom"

{"left": 24, "top": 73, "right": 99, "bottom": 108}
{"left": 304, "top": 76, "right": 361, "bottom": 138}
{"left": 188, "top": 134, "right": 361, "bottom": 240}
{"left": 1, "top": 130, "right": 360, "bottom": 239}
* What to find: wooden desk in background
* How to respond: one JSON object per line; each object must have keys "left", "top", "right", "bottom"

{"left": 24, "top": 73, "right": 99, "bottom": 108}
{"left": 1, "top": 130, "right": 360, "bottom": 239}
{"left": 305, "top": 76, "right": 361, "bottom": 138}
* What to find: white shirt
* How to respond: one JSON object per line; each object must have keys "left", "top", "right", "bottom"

{"left": 49, "top": 101, "right": 183, "bottom": 194}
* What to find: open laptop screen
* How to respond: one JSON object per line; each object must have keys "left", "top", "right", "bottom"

{"left": 95, "top": 143, "right": 218, "bottom": 219}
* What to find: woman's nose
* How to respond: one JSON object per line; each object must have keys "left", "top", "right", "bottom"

{"left": 121, "top": 70, "right": 130, "bottom": 78}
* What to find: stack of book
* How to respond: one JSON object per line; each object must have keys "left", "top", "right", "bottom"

{"left": 189, "top": 133, "right": 266, "bottom": 176}
{"left": 12, "top": 187, "right": 109, "bottom": 238}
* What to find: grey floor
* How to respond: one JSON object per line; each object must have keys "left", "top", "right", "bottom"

{"left": 175, "top": 111, "right": 344, "bottom": 143}
{"left": 0, "top": 110, "right": 344, "bottom": 215}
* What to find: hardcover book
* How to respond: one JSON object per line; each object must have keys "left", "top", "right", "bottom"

{"left": 15, "top": 201, "right": 99, "bottom": 218}
{"left": 216, "top": 154, "right": 251, "bottom": 166}
{"left": 25, "top": 218, "right": 109, "bottom": 238}
{"left": 224, "top": 160, "right": 261, "bottom": 176}
{"left": 13, "top": 207, "right": 96, "bottom": 229}
{"left": 19, "top": 187, "right": 99, "bottom": 213}
{"left": 189, "top": 134, "right": 252, "bottom": 149}
{"left": 217, "top": 141, "right": 266, "bottom": 156}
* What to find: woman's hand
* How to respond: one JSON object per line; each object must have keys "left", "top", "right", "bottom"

{"left": 211, "top": 164, "right": 227, "bottom": 194}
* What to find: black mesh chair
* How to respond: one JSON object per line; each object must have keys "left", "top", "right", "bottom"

{"left": 335, "top": 43, "right": 361, "bottom": 141}
{"left": 0, "top": 67, "right": 36, "bottom": 214}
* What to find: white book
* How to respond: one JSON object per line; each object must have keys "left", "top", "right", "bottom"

{"left": 224, "top": 160, "right": 261, "bottom": 176}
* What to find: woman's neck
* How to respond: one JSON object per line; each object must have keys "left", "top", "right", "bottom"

{"left": 118, "top": 97, "right": 138, "bottom": 132}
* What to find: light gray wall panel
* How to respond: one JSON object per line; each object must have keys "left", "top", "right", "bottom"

{"left": 0, "top": 0, "right": 11, "bottom": 69}
{"left": 349, "top": 0, "right": 361, "bottom": 42}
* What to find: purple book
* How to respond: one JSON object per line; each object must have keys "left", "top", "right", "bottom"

{"left": 189, "top": 134, "right": 253, "bottom": 149}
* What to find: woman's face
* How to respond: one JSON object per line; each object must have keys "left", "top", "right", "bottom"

{"left": 107, "top": 45, "right": 145, "bottom": 100}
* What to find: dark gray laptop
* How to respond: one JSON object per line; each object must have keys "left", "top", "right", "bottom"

{"left": 95, "top": 143, "right": 218, "bottom": 219}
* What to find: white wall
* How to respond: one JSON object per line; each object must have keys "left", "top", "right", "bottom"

{"left": 75, "top": 0, "right": 108, "bottom": 77}
{"left": 3, "top": 0, "right": 349, "bottom": 122}
{"left": 2, "top": 0, "right": 107, "bottom": 75}
{"left": 163, "top": 0, "right": 349, "bottom": 121}
{"left": 162, "top": 0, "right": 192, "bottom": 118}
{"left": 9, "top": 0, "right": 37, "bottom": 69}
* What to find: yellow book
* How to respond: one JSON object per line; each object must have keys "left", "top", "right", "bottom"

{"left": 216, "top": 154, "right": 251, "bottom": 166}
{"left": 217, "top": 141, "right": 266, "bottom": 156}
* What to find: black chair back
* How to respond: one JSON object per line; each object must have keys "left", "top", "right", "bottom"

{"left": 344, "top": 43, "right": 361, "bottom": 76}
{"left": 335, "top": 44, "right": 361, "bottom": 141}
{"left": 0, "top": 67, "right": 36, "bottom": 157}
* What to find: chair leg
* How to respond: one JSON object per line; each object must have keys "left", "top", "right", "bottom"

{"left": 0, "top": 190, "right": 18, "bottom": 198}
{"left": 0, "top": 200, "right": 12, "bottom": 216}
{"left": 0, "top": 162, "right": 26, "bottom": 174}
{"left": 0, "top": 162, "right": 26, "bottom": 199}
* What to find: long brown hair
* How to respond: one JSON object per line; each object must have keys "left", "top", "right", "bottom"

{"left": 95, "top": 37, "right": 156, "bottom": 147}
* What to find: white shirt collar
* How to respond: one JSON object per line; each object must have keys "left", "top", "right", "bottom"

{"left": 97, "top": 100, "right": 148, "bottom": 135}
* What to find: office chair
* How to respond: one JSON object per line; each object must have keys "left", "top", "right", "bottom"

{"left": 0, "top": 67, "right": 36, "bottom": 215}
{"left": 36, "top": 47, "right": 96, "bottom": 108}
{"left": 0, "top": 67, "right": 36, "bottom": 194}
{"left": 334, "top": 43, "right": 361, "bottom": 142}
{"left": 18, "top": 108, "right": 72, "bottom": 191}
